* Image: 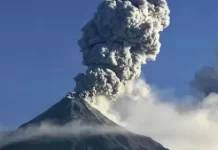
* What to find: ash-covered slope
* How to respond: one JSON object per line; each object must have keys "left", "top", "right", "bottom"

{"left": 0, "top": 94, "right": 168, "bottom": 150}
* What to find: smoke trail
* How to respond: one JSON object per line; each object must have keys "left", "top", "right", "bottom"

{"left": 74, "top": 0, "right": 170, "bottom": 100}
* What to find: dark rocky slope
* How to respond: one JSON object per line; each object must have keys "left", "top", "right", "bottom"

{"left": 0, "top": 94, "right": 169, "bottom": 150}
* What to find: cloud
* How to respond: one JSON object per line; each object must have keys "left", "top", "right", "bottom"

{"left": 0, "top": 121, "right": 124, "bottom": 149}
{"left": 91, "top": 79, "right": 218, "bottom": 150}
{"left": 190, "top": 67, "right": 218, "bottom": 97}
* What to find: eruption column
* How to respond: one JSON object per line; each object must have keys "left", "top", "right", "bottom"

{"left": 74, "top": 0, "right": 170, "bottom": 100}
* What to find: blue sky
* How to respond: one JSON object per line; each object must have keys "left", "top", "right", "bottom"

{"left": 0, "top": 0, "right": 218, "bottom": 128}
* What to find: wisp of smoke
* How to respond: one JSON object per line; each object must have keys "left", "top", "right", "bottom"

{"left": 0, "top": 121, "right": 125, "bottom": 148}
{"left": 74, "top": 0, "right": 170, "bottom": 100}
{"left": 91, "top": 79, "right": 218, "bottom": 150}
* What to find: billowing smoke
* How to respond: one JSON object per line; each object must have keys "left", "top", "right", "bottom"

{"left": 74, "top": 0, "right": 170, "bottom": 100}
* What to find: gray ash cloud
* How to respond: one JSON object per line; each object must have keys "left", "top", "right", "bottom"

{"left": 74, "top": 0, "right": 170, "bottom": 100}
{"left": 190, "top": 67, "right": 218, "bottom": 96}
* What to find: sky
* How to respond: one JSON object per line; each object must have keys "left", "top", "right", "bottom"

{"left": 0, "top": 0, "right": 218, "bottom": 128}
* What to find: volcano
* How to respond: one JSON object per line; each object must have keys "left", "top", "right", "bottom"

{"left": 0, "top": 0, "right": 171, "bottom": 149}
{"left": 0, "top": 93, "right": 169, "bottom": 150}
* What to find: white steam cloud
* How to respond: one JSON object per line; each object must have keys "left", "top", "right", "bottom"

{"left": 90, "top": 79, "right": 218, "bottom": 150}
{"left": 0, "top": 121, "right": 125, "bottom": 149}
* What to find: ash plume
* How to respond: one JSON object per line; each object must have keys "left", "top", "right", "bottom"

{"left": 74, "top": 0, "right": 170, "bottom": 100}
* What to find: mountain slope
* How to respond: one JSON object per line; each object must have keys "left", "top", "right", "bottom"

{"left": 0, "top": 94, "right": 169, "bottom": 150}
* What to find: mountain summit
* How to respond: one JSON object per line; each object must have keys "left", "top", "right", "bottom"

{"left": 0, "top": 94, "right": 169, "bottom": 150}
